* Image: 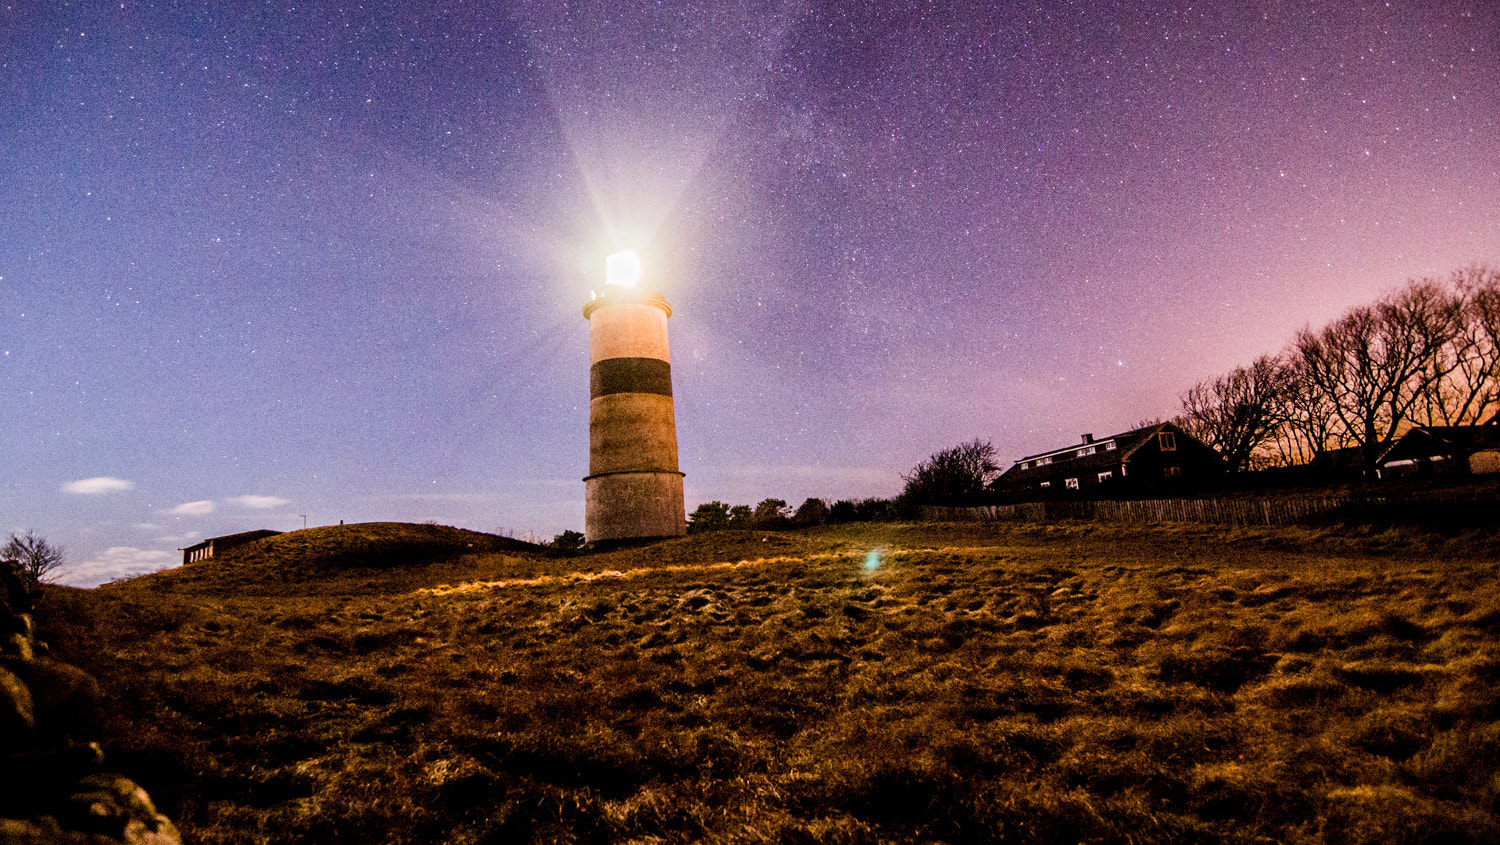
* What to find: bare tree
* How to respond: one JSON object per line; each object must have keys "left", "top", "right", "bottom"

{"left": 1177, "top": 354, "right": 1290, "bottom": 472}
{"left": 1292, "top": 279, "right": 1463, "bottom": 471}
{"left": 1269, "top": 351, "right": 1347, "bottom": 465}
{"left": 1185, "top": 267, "right": 1500, "bottom": 470}
{"left": 3, "top": 530, "right": 65, "bottom": 586}
{"left": 901, "top": 439, "right": 999, "bottom": 506}
{"left": 1423, "top": 264, "right": 1500, "bottom": 426}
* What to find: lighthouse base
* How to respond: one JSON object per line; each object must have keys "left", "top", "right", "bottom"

{"left": 583, "top": 470, "right": 686, "bottom": 544}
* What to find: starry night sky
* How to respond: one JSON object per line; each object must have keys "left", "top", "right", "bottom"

{"left": 4, "top": 1, "right": 1498, "bottom": 586}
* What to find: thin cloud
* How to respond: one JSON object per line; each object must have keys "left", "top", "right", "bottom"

{"left": 153, "top": 533, "right": 198, "bottom": 544}
{"left": 170, "top": 500, "right": 215, "bottom": 516}
{"left": 228, "top": 495, "right": 290, "bottom": 510}
{"left": 62, "top": 477, "right": 136, "bottom": 495}
{"left": 53, "top": 546, "right": 177, "bottom": 588}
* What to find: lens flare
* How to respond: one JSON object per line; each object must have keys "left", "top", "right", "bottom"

{"left": 606, "top": 250, "right": 641, "bottom": 287}
{"left": 863, "top": 549, "right": 884, "bottom": 573}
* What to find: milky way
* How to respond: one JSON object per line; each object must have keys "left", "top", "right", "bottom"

{"left": 2, "top": 1, "right": 1497, "bottom": 585}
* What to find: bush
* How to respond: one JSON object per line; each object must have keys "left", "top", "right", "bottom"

{"left": 792, "top": 498, "right": 830, "bottom": 527}
{"left": 752, "top": 499, "right": 791, "bottom": 529}
{"left": 687, "top": 502, "right": 731, "bottom": 534}
{"left": 854, "top": 498, "right": 902, "bottom": 522}
{"left": 827, "top": 498, "right": 901, "bottom": 524}
{"left": 550, "top": 531, "right": 586, "bottom": 552}
{"left": 829, "top": 500, "right": 859, "bottom": 523}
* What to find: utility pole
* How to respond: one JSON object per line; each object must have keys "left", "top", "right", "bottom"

{"left": 300, "top": 514, "right": 308, "bottom": 529}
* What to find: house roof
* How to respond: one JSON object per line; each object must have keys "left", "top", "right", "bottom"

{"left": 995, "top": 423, "right": 1181, "bottom": 486}
{"left": 182, "top": 529, "right": 284, "bottom": 551}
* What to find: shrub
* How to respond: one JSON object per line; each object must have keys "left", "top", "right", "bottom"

{"left": 550, "top": 530, "right": 586, "bottom": 552}
{"left": 752, "top": 499, "right": 792, "bottom": 529}
{"left": 792, "top": 498, "right": 830, "bottom": 527}
{"left": 828, "top": 500, "right": 860, "bottom": 523}
{"left": 687, "top": 501, "right": 731, "bottom": 533}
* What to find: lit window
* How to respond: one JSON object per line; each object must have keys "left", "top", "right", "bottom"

{"left": 1040, "top": 481, "right": 1051, "bottom": 488}
{"left": 1105, "top": 441, "right": 1117, "bottom": 450}
{"left": 1066, "top": 477, "right": 1080, "bottom": 489}
{"left": 1038, "top": 456, "right": 1052, "bottom": 465}
{"left": 1098, "top": 471, "right": 1113, "bottom": 482}
{"left": 1080, "top": 446, "right": 1096, "bottom": 456}
{"left": 1164, "top": 466, "right": 1182, "bottom": 478}
{"left": 1021, "top": 461, "right": 1030, "bottom": 470}
{"left": 1159, "top": 431, "right": 1177, "bottom": 451}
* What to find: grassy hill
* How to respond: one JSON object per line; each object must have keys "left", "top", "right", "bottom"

{"left": 33, "top": 521, "right": 1500, "bottom": 844}
{"left": 146, "top": 522, "right": 547, "bottom": 596}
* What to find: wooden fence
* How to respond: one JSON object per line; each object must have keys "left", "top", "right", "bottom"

{"left": 920, "top": 496, "right": 1371, "bottom": 527}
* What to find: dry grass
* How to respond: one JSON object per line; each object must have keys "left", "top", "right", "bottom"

{"left": 33, "top": 521, "right": 1500, "bottom": 844}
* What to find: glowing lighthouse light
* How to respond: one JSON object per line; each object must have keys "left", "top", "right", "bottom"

{"left": 606, "top": 250, "right": 641, "bottom": 288}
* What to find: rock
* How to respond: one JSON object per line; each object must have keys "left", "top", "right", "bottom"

{"left": 0, "top": 666, "right": 34, "bottom": 749}
{"left": 0, "top": 562, "right": 35, "bottom": 613}
{"left": 62, "top": 774, "right": 181, "bottom": 845}
{"left": 0, "top": 659, "right": 101, "bottom": 746}
{"left": 0, "top": 744, "right": 105, "bottom": 825}
{"left": 0, "top": 816, "right": 73, "bottom": 844}
{"left": 0, "top": 573, "right": 182, "bottom": 845}
{"left": 4, "top": 635, "right": 32, "bottom": 662}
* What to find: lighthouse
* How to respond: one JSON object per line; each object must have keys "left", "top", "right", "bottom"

{"left": 582, "top": 251, "right": 686, "bottom": 545}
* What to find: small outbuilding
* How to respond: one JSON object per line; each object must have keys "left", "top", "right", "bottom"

{"left": 1378, "top": 421, "right": 1500, "bottom": 478}
{"left": 992, "top": 422, "right": 1223, "bottom": 500}
{"left": 181, "top": 529, "right": 284, "bottom": 566}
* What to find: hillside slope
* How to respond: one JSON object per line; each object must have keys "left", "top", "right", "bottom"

{"left": 130, "top": 522, "right": 547, "bottom": 596}
{"left": 34, "top": 522, "right": 1500, "bottom": 844}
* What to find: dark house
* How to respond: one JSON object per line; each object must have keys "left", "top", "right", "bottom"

{"left": 1378, "top": 421, "right": 1500, "bottom": 478}
{"left": 180, "top": 529, "right": 284, "bottom": 566}
{"left": 991, "top": 423, "right": 1223, "bottom": 500}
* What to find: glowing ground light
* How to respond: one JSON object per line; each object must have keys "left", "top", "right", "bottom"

{"left": 606, "top": 250, "right": 641, "bottom": 287}
{"left": 863, "top": 548, "right": 885, "bottom": 572}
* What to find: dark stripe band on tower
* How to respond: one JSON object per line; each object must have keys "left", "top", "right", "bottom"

{"left": 590, "top": 357, "right": 673, "bottom": 399}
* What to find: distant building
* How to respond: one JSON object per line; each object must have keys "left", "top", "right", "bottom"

{"left": 1378, "top": 420, "right": 1500, "bottom": 478}
{"left": 992, "top": 423, "right": 1223, "bottom": 500}
{"left": 180, "top": 529, "right": 284, "bottom": 566}
{"left": 1308, "top": 445, "right": 1374, "bottom": 475}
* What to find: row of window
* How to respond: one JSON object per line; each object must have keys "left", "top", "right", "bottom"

{"left": 1035, "top": 464, "right": 1197, "bottom": 491}
{"left": 1041, "top": 469, "right": 1117, "bottom": 490}
{"left": 1020, "top": 432, "right": 1178, "bottom": 471}
{"left": 1021, "top": 440, "right": 1117, "bottom": 470}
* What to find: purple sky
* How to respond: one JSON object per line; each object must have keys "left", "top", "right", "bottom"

{"left": 3, "top": 1, "right": 1497, "bottom": 586}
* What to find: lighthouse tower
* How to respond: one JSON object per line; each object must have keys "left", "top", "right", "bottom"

{"left": 582, "top": 252, "right": 686, "bottom": 545}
